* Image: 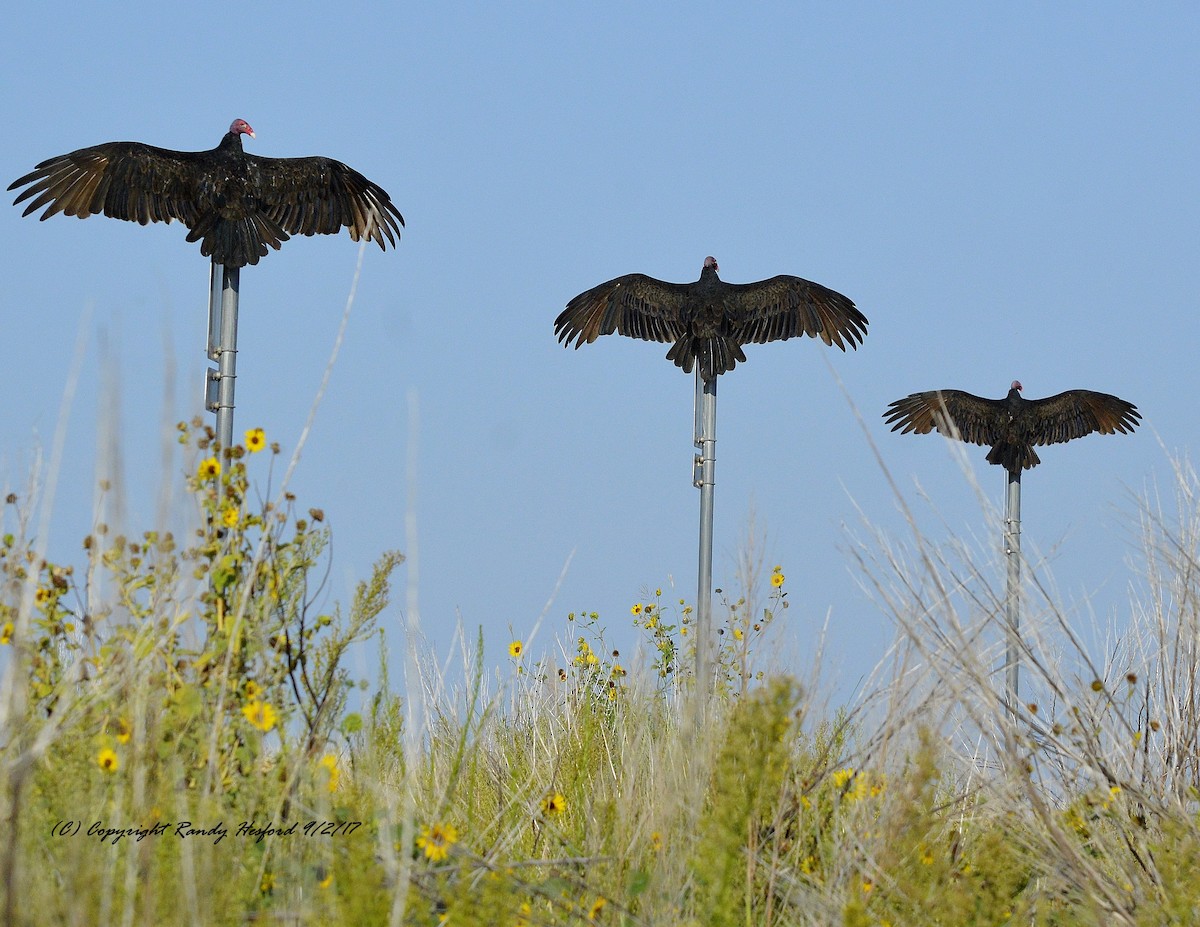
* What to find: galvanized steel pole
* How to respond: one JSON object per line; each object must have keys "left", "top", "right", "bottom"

{"left": 206, "top": 259, "right": 240, "bottom": 451}
{"left": 693, "top": 369, "right": 717, "bottom": 702}
{"left": 1003, "top": 469, "right": 1022, "bottom": 712}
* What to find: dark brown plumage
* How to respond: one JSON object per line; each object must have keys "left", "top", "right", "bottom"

{"left": 884, "top": 380, "right": 1141, "bottom": 474}
{"left": 555, "top": 256, "right": 867, "bottom": 381}
{"left": 7, "top": 119, "right": 403, "bottom": 268}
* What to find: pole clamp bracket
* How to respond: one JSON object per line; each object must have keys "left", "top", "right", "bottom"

{"left": 205, "top": 368, "right": 221, "bottom": 412}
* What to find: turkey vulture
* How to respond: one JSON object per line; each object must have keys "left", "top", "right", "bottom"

{"left": 555, "top": 256, "right": 867, "bottom": 381}
{"left": 884, "top": 381, "right": 1141, "bottom": 474}
{"left": 7, "top": 119, "right": 403, "bottom": 268}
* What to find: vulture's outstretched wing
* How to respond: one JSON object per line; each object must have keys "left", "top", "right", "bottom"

{"left": 555, "top": 274, "right": 689, "bottom": 348}
{"left": 1024, "top": 390, "right": 1141, "bottom": 446}
{"left": 247, "top": 154, "right": 404, "bottom": 249}
{"left": 726, "top": 275, "right": 868, "bottom": 351}
{"left": 8, "top": 142, "right": 209, "bottom": 226}
{"left": 884, "top": 390, "right": 1008, "bottom": 446}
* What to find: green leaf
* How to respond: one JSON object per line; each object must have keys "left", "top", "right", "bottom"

{"left": 172, "top": 684, "right": 203, "bottom": 721}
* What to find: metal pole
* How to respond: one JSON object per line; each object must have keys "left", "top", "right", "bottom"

{"left": 206, "top": 259, "right": 222, "bottom": 361}
{"left": 693, "top": 369, "right": 717, "bottom": 703}
{"left": 205, "top": 260, "right": 240, "bottom": 451}
{"left": 1003, "top": 468, "right": 1022, "bottom": 712}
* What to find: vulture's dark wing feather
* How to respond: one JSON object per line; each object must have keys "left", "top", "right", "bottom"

{"left": 1025, "top": 390, "right": 1141, "bottom": 446}
{"left": 8, "top": 142, "right": 209, "bottom": 227}
{"left": 726, "top": 275, "right": 868, "bottom": 351}
{"left": 554, "top": 274, "right": 689, "bottom": 348}
{"left": 884, "top": 390, "right": 1009, "bottom": 446}
{"left": 246, "top": 154, "right": 404, "bottom": 250}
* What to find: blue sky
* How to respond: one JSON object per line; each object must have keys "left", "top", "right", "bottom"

{"left": 2, "top": 4, "right": 1196, "bottom": 696}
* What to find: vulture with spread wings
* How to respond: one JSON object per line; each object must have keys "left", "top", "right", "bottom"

{"left": 555, "top": 256, "right": 867, "bottom": 381}
{"left": 884, "top": 381, "right": 1141, "bottom": 474}
{"left": 8, "top": 119, "right": 403, "bottom": 268}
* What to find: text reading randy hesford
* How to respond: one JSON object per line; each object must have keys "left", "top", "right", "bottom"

{"left": 51, "top": 820, "right": 363, "bottom": 845}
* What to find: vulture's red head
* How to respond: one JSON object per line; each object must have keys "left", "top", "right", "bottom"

{"left": 703, "top": 256, "right": 719, "bottom": 272}
{"left": 1011, "top": 380, "right": 1023, "bottom": 392}
{"left": 229, "top": 118, "right": 256, "bottom": 139}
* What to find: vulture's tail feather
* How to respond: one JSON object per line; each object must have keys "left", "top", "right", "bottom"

{"left": 188, "top": 212, "right": 289, "bottom": 268}
{"left": 666, "top": 335, "right": 746, "bottom": 382}
{"left": 987, "top": 442, "right": 1040, "bottom": 474}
